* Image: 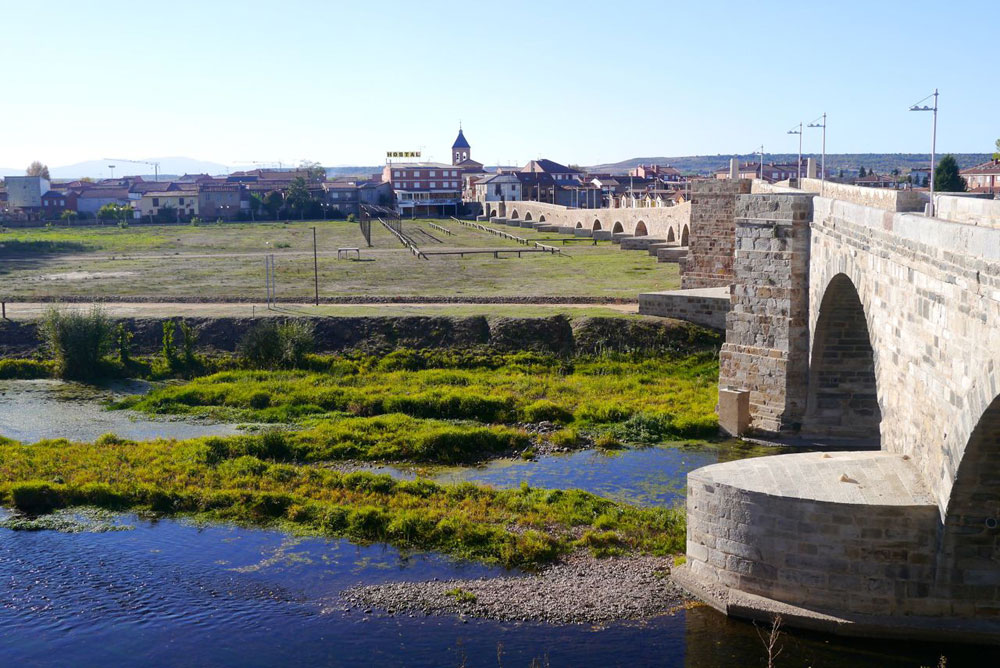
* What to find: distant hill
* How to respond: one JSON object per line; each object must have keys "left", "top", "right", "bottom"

{"left": 588, "top": 154, "right": 993, "bottom": 177}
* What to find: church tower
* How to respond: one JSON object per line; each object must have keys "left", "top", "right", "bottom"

{"left": 452, "top": 127, "right": 471, "bottom": 166}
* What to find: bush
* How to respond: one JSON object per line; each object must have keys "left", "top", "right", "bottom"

{"left": 40, "top": 307, "right": 114, "bottom": 379}
{"left": 238, "top": 320, "right": 315, "bottom": 369}
{"left": 520, "top": 399, "right": 573, "bottom": 424}
{"left": 346, "top": 213, "right": 357, "bottom": 223}
{"left": 0, "top": 359, "right": 54, "bottom": 379}
{"left": 613, "top": 413, "right": 675, "bottom": 444}
{"left": 9, "top": 481, "right": 68, "bottom": 515}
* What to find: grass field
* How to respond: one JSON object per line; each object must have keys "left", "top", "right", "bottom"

{"left": 0, "top": 219, "right": 679, "bottom": 301}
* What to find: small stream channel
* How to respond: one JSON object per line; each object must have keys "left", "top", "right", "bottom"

{"left": 1, "top": 381, "right": 996, "bottom": 666}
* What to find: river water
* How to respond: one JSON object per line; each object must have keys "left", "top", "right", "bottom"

{"left": 1, "top": 382, "right": 997, "bottom": 666}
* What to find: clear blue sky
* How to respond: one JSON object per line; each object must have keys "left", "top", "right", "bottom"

{"left": 1, "top": 0, "right": 996, "bottom": 169}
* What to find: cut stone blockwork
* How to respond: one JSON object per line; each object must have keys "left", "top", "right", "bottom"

{"left": 637, "top": 286, "right": 729, "bottom": 331}
{"left": 718, "top": 193, "right": 812, "bottom": 434}
{"left": 681, "top": 179, "right": 752, "bottom": 289}
{"left": 682, "top": 182, "right": 1000, "bottom": 641}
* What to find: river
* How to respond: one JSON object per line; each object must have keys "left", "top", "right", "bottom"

{"left": 1, "top": 381, "right": 996, "bottom": 666}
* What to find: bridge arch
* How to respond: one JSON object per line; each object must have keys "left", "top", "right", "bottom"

{"left": 524, "top": 212, "right": 532, "bottom": 221}
{"left": 490, "top": 208, "right": 498, "bottom": 218}
{"left": 538, "top": 215, "right": 546, "bottom": 222}
{"left": 939, "top": 393, "right": 1000, "bottom": 602}
{"left": 681, "top": 224, "right": 689, "bottom": 246}
{"left": 612, "top": 221, "right": 623, "bottom": 234}
{"left": 805, "top": 273, "right": 881, "bottom": 442}
{"left": 592, "top": 219, "right": 602, "bottom": 231}
{"left": 666, "top": 228, "right": 675, "bottom": 243}
{"left": 634, "top": 221, "right": 648, "bottom": 236}
{"left": 510, "top": 210, "right": 519, "bottom": 220}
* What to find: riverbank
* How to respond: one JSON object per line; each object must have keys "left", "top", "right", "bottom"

{"left": 0, "top": 313, "right": 717, "bottom": 357}
{"left": 343, "top": 553, "right": 689, "bottom": 624}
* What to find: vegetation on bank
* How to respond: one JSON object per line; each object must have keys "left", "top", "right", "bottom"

{"left": 0, "top": 433, "right": 685, "bottom": 567}
{"left": 118, "top": 347, "right": 720, "bottom": 443}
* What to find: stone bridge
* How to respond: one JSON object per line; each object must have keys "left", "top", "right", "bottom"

{"left": 670, "top": 179, "right": 1000, "bottom": 642}
{"left": 481, "top": 199, "right": 691, "bottom": 244}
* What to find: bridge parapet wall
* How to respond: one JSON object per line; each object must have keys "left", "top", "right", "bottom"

{"left": 934, "top": 194, "right": 1000, "bottom": 228}
{"left": 800, "top": 178, "right": 926, "bottom": 212}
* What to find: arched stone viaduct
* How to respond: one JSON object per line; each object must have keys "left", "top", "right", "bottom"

{"left": 675, "top": 181, "right": 1000, "bottom": 641}
{"left": 481, "top": 199, "right": 690, "bottom": 244}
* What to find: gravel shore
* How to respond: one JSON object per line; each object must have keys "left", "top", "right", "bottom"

{"left": 341, "top": 554, "right": 689, "bottom": 624}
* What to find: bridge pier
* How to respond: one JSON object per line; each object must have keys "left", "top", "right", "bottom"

{"left": 718, "top": 193, "right": 812, "bottom": 436}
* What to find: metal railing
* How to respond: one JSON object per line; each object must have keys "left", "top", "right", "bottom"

{"left": 379, "top": 218, "right": 427, "bottom": 260}
{"left": 450, "top": 217, "right": 563, "bottom": 256}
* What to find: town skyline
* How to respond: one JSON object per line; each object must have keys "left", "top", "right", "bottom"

{"left": 2, "top": 0, "right": 997, "bottom": 168}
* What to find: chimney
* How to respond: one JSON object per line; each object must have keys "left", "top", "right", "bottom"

{"left": 729, "top": 157, "right": 739, "bottom": 180}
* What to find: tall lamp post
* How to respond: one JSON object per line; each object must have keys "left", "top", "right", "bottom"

{"left": 909, "top": 89, "right": 938, "bottom": 216}
{"left": 787, "top": 123, "right": 803, "bottom": 184}
{"left": 807, "top": 113, "right": 827, "bottom": 193}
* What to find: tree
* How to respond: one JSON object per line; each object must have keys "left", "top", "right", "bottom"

{"left": 264, "top": 191, "right": 283, "bottom": 220}
{"left": 858, "top": 166, "right": 867, "bottom": 178}
{"left": 934, "top": 154, "right": 966, "bottom": 192}
{"left": 286, "top": 177, "right": 313, "bottom": 220}
{"left": 993, "top": 138, "right": 1000, "bottom": 161}
{"left": 26, "top": 161, "right": 50, "bottom": 180}
{"left": 60, "top": 209, "right": 78, "bottom": 224}
{"left": 97, "top": 203, "right": 132, "bottom": 224}
{"left": 299, "top": 160, "right": 326, "bottom": 181}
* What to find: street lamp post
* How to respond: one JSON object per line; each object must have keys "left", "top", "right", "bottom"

{"left": 787, "top": 123, "right": 803, "bottom": 184}
{"left": 807, "top": 113, "right": 827, "bottom": 193}
{"left": 909, "top": 89, "right": 939, "bottom": 216}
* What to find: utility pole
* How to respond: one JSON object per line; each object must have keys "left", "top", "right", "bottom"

{"left": 808, "top": 113, "right": 827, "bottom": 194}
{"left": 910, "top": 90, "right": 938, "bottom": 216}
{"left": 312, "top": 226, "right": 319, "bottom": 306}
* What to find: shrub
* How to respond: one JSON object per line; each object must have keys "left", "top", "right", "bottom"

{"left": 9, "top": 481, "right": 68, "bottom": 515}
{"left": 161, "top": 320, "right": 178, "bottom": 367}
{"left": 0, "top": 359, "right": 54, "bottom": 379}
{"left": 613, "top": 413, "right": 676, "bottom": 444}
{"left": 346, "top": 213, "right": 357, "bottom": 223}
{"left": 114, "top": 323, "right": 133, "bottom": 366}
{"left": 520, "top": 399, "right": 573, "bottom": 424}
{"left": 238, "top": 320, "right": 315, "bottom": 369}
{"left": 40, "top": 307, "right": 114, "bottom": 379}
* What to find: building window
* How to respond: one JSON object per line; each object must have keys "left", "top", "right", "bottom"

{"left": 394, "top": 171, "right": 401, "bottom": 177}
{"left": 429, "top": 171, "right": 436, "bottom": 177}
{"left": 413, "top": 171, "right": 420, "bottom": 178}
{"left": 153, "top": 198, "right": 159, "bottom": 206}
{"left": 179, "top": 198, "right": 185, "bottom": 205}
{"left": 430, "top": 182, "right": 436, "bottom": 188}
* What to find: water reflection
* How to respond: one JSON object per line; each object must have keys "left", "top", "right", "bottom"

{"left": 0, "top": 379, "right": 242, "bottom": 443}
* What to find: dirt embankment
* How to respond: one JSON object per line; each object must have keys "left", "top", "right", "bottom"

{"left": 0, "top": 315, "right": 720, "bottom": 358}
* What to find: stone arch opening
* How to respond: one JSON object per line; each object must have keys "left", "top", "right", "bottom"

{"left": 681, "top": 224, "right": 690, "bottom": 246}
{"left": 939, "top": 393, "right": 1000, "bottom": 604}
{"left": 490, "top": 209, "right": 498, "bottom": 218}
{"left": 634, "top": 221, "right": 648, "bottom": 236}
{"left": 805, "top": 273, "right": 881, "bottom": 441}
{"left": 525, "top": 212, "right": 532, "bottom": 221}
{"left": 666, "top": 228, "right": 675, "bottom": 243}
{"left": 575, "top": 222, "right": 583, "bottom": 229}
{"left": 592, "top": 219, "right": 602, "bottom": 231}
{"left": 612, "top": 221, "right": 623, "bottom": 234}
{"left": 538, "top": 215, "right": 546, "bottom": 222}
{"left": 510, "top": 210, "right": 519, "bottom": 220}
